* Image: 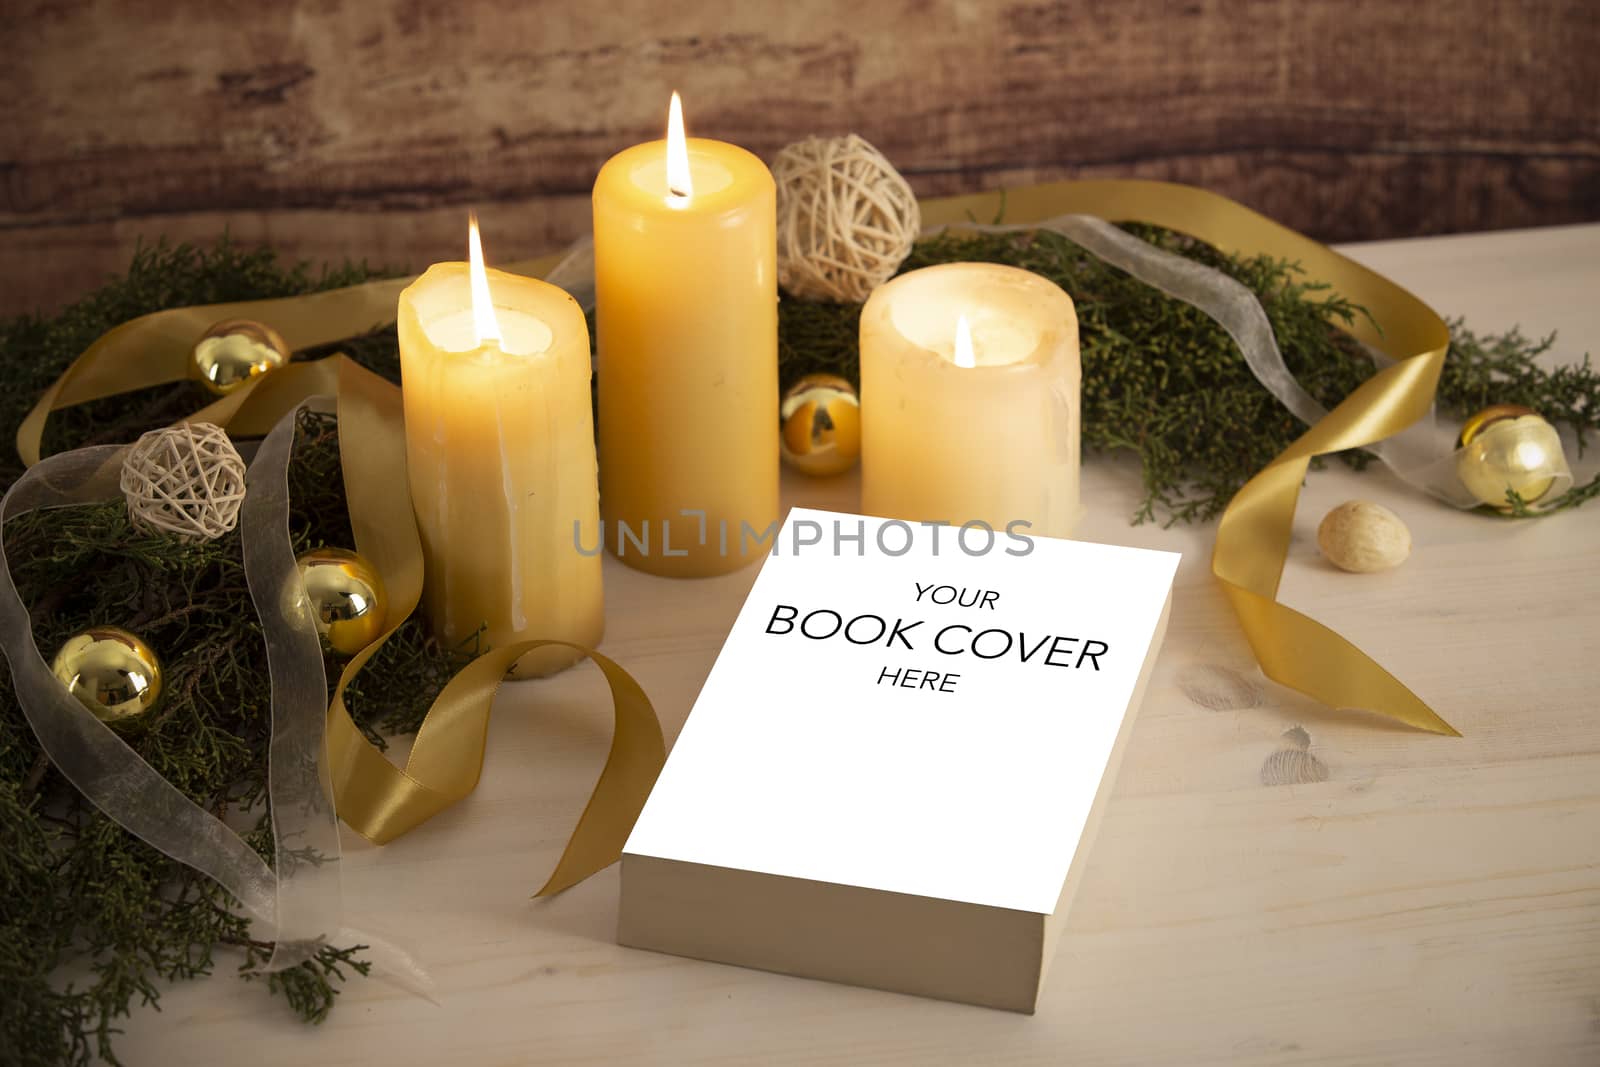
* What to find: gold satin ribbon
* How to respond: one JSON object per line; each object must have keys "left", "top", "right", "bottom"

{"left": 20, "top": 276, "right": 408, "bottom": 466}
{"left": 17, "top": 252, "right": 669, "bottom": 894}
{"left": 18, "top": 179, "right": 1458, "bottom": 871}
{"left": 18, "top": 255, "right": 558, "bottom": 464}
{"left": 927, "top": 181, "right": 1458, "bottom": 734}
{"left": 328, "top": 360, "right": 664, "bottom": 893}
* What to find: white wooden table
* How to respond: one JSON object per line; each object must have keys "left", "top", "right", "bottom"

{"left": 115, "top": 224, "right": 1600, "bottom": 1066}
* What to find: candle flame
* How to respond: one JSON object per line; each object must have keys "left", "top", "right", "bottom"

{"left": 467, "top": 212, "right": 502, "bottom": 347}
{"left": 666, "top": 91, "right": 692, "bottom": 206}
{"left": 953, "top": 314, "right": 976, "bottom": 369}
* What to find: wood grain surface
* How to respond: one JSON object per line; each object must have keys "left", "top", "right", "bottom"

{"left": 104, "top": 222, "right": 1600, "bottom": 1066}
{"left": 4, "top": 0, "right": 1598, "bottom": 316}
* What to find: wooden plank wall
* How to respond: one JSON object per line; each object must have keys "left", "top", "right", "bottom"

{"left": 3, "top": 0, "right": 1596, "bottom": 316}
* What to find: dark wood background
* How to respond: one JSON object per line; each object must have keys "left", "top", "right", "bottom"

{"left": 4, "top": 0, "right": 1597, "bottom": 316}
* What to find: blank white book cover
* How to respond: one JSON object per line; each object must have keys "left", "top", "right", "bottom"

{"left": 624, "top": 507, "right": 1181, "bottom": 915}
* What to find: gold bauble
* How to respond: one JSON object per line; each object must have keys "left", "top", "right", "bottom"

{"left": 51, "top": 626, "right": 163, "bottom": 721}
{"left": 1455, "top": 404, "right": 1567, "bottom": 509}
{"left": 191, "top": 318, "right": 290, "bottom": 396}
{"left": 779, "top": 374, "right": 861, "bottom": 476}
{"left": 296, "top": 547, "right": 388, "bottom": 656}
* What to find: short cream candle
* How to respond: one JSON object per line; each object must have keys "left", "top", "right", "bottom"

{"left": 398, "top": 221, "right": 603, "bottom": 676}
{"left": 860, "top": 263, "right": 1081, "bottom": 539}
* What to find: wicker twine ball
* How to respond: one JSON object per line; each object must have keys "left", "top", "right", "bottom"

{"left": 773, "top": 134, "right": 920, "bottom": 303}
{"left": 120, "top": 422, "right": 247, "bottom": 541}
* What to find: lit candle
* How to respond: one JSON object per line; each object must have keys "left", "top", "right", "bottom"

{"left": 398, "top": 216, "right": 603, "bottom": 676}
{"left": 593, "top": 93, "right": 778, "bottom": 576}
{"left": 860, "top": 262, "right": 1081, "bottom": 538}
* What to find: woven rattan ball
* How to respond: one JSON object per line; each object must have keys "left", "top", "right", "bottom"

{"left": 773, "top": 134, "right": 920, "bottom": 303}
{"left": 120, "top": 423, "right": 247, "bottom": 541}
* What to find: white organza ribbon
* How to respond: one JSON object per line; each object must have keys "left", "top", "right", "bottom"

{"left": 550, "top": 217, "right": 1553, "bottom": 509}
{"left": 0, "top": 399, "right": 427, "bottom": 991}
{"left": 239, "top": 398, "right": 344, "bottom": 967}
{"left": 960, "top": 216, "right": 1525, "bottom": 509}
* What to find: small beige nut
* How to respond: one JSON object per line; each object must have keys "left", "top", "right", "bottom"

{"left": 1316, "top": 500, "right": 1411, "bottom": 573}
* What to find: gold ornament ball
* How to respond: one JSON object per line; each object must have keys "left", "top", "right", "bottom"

{"left": 191, "top": 318, "right": 290, "bottom": 396}
{"left": 1455, "top": 404, "right": 1568, "bottom": 510}
{"left": 780, "top": 374, "right": 861, "bottom": 476}
{"left": 296, "top": 547, "right": 388, "bottom": 656}
{"left": 51, "top": 626, "right": 163, "bottom": 721}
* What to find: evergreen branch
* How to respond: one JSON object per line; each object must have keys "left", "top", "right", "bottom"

{"left": 1503, "top": 470, "right": 1600, "bottom": 518}
{"left": 0, "top": 243, "right": 431, "bottom": 1067}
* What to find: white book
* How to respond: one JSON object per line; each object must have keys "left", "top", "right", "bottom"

{"left": 620, "top": 507, "right": 1180, "bottom": 1012}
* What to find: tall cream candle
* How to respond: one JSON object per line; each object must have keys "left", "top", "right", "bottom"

{"left": 592, "top": 93, "right": 778, "bottom": 577}
{"left": 398, "top": 221, "right": 603, "bottom": 676}
{"left": 860, "top": 263, "right": 1081, "bottom": 539}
